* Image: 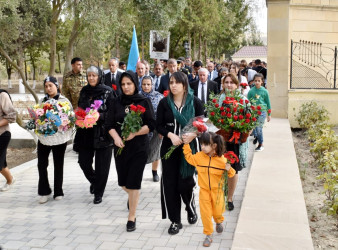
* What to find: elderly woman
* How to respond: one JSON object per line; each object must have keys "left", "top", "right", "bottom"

{"left": 140, "top": 76, "right": 164, "bottom": 182}
{"left": 0, "top": 89, "right": 16, "bottom": 192}
{"left": 156, "top": 71, "right": 204, "bottom": 235}
{"left": 107, "top": 70, "right": 155, "bottom": 232}
{"left": 219, "top": 73, "right": 249, "bottom": 211}
{"left": 35, "top": 76, "right": 73, "bottom": 204}
{"left": 77, "top": 66, "right": 115, "bottom": 205}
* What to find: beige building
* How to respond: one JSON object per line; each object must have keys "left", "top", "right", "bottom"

{"left": 266, "top": 0, "right": 338, "bottom": 127}
{"left": 231, "top": 46, "right": 267, "bottom": 64}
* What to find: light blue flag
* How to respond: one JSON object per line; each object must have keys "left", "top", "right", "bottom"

{"left": 127, "top": 26, "right": 140, "bottom": 72}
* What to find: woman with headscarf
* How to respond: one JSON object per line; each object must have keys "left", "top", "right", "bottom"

{"left": 107, "top": 70, "right": 155, "bottom": 232}
{"left": 156, "top": 71, "right": 204, "bottom": 235}
{"left": 35, "top": 76, "right": 73, "bottom": 204}
{"left": 140, "top": 76, "right": 164, "bottom": 182}
{"left": 77, "top": 66, "right": 116, "bottom": 205}
{"left": 0, "top": 89, "right": 16, "bottom": 192}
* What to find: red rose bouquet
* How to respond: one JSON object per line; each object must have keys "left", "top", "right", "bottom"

{"left": 205, "top": 91, "right": 261, "bottom": 143}
{"left": 163, "top": 116, "right": 208, "bottom": 160}
{"left": 112, "top": 84, "right": 117, "bottom": 91}
{"left": 217, "top": 151, "right": 239, "bottom": 207}
{"left": 163, "top": 90, "right": 170, "bottom": 97}
{"left": 117, "top": 104, "right": 146, "bottom": 155}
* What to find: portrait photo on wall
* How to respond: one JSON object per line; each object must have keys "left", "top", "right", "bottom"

{"left": 150, "top": 30, "right": 170, "bottom": 60}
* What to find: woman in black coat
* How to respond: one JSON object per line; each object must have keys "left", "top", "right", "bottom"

{"left": 77, "top": 66, "right": 116, "bottom": 205}
{"left": 107, "top": 70, "right": 155, "bottom": 232}
{"left": 156, "top": 71, "right": 204, "bottom": 235}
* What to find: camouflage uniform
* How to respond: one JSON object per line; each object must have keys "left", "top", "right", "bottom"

{"left": 62, "top": 71, "right": 87, "bottom": 109}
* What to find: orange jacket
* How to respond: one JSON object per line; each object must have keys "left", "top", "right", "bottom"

{"left": 183, "top": 144, "right": 236, "bottom": 190}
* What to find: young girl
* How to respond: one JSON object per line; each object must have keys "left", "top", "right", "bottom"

{"left": 182, "top": 132, "right": 236, "bottom": 247}
{"left": 247, "top": 73, "right": 271, "bottom": 152}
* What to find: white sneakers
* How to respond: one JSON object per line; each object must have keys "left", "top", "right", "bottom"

{"left": 0, "top": 176, "right": 16, "bottom": 191}
{"left": 39, "top": 195, "right": 50, "bottom": 204}
{"left": 54, "top": 196, "right": 63, "bottom": 201}
{"left": 39, "top": 195, "right": 63, "bottom": 204}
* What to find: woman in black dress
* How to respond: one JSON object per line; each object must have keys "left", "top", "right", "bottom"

{"left": 107, "top": 70, "right": 155, "bottom": 232}
{"left": 156, "top": 71, "right": 204, "bottom": 235}
{"left": 77, "top": 66, "right": 116, "bottom": 205}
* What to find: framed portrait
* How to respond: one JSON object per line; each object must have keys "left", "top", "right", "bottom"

{"left": 150, "top": 30, "right": 170, "bottom": 60}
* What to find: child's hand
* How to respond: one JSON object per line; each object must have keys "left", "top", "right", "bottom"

{"left": 225, "top": 163, "right": 231, "bottom": 171}
{"left": 182, "top": 133, "right": 196, "bottom": 144}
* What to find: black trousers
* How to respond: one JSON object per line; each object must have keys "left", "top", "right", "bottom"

{"left": 78, "top": 146, "right": 113, "bottom": 197}
{"left": 37, "top": 141, "right": 67, "bottom": 198}
{"left": 161, "top": 144, "right": 196, "bottom": 223}
{"left": 0, "top": 131, "right": 11, "bottom": 170}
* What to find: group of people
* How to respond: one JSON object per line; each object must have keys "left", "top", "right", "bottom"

{"left": 0, "top": 55, "right": 271, "bottom": 247}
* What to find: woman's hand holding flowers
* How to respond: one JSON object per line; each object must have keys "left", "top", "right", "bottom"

{"left": 168, "top": 132, "right": 182, "bottom": 146}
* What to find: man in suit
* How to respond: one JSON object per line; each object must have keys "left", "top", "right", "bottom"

{"left": 157, "top": 58, "right": 177, "bottom": 94}
{"left": 190, "top": 67, "right": 219, "bottom": 108}
{"left": 104, "top": 58, "right": 122, "bottom": 95}
{"left": 136, "top": 61, "right": 147, "bottom": 89}
{"left": 188, "top": 60, "right": 203, "bottom": 83}
{"left": 207, "top": 62, "right": 218, "bottom": 81}
{"left": 151, "top": 63, "right": 164, "bottom": 92}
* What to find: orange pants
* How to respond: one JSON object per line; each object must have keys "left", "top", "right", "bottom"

{"left": 199, "top": 187, "right": 225, "bottom": 235}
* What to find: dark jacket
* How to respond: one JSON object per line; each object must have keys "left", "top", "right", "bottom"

{"left": 189, "top": 79, "right": 219, "bottom": 103}
{"left": 104, "top": 71, "right": 122, "bottom": 96}
{"left": 77, "top": 85, "right": 115, "bottom": 149}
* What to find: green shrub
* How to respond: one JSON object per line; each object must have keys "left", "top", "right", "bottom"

{"left": 310, "top": 129, "right": 338, "bottom": 161}
{"left": 295, "top": 101, "right": 329, "bottom": 129}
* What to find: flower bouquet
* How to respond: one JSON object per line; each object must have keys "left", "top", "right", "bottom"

{"left": 117, "top": 104, "right": 146, "bottom": 155}
{"left": 75, "top": 100, "right": 102, "bottom": 128}
{"left": 163, "top": 116, "right": 208, "bottom": 160}
{"left": 217, "top": 151, "right": 239, "bottom": 208}
{"left": 26, "top": 99, "right": 75, "bottom": 145}
{"left": 205, "top": 91, "right": 260, "bottom": 144}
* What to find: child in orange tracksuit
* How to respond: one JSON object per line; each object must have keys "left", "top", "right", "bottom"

{"left": 182, "top": 132, "right": 236, "bottom": 247}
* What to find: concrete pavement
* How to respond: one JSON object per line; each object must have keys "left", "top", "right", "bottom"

{"left": 0, "top": 139, "right": 255, "bottom": 250}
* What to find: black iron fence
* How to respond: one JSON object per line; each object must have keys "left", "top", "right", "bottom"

{"left": 290, "top": 40, "right": 337, "bottom": 89}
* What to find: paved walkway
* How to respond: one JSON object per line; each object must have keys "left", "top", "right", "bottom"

{"left": 0, "top": 139, "right": 255, "bottom": 250}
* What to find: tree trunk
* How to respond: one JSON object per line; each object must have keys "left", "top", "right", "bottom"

{"left": 198, "top": 33, "right": 202, "bottom": 61}
{"left": 49, "top": 0, "right": 66, "bottom": 76}
{"left": 193, "top": 34, "right": 197, "bottom": 61}
{"left": 141, "top": 26, "right": 144, "bottom": 60}
{"left": 0, "top": 46, "right": 39, "bottom": 103}
{"left": 188, "top": 33, "right": 191, "bottom": 58}
{"left": 57, "top": 51, "right": 61, "bottom": 74}
{"left": 5, "top": 60, "right": 12, "bottom": 88}
{"left": 204, "top": 38, "right": 207, "bottom": 63}
{"left": 49, "top": 17, "right": 57, "bottom": 76}
{"left": 24, "top": 58, "right": 28, "bottom": 81}
{"left": 115, "top": 33, "right": 120, "bottom": 59}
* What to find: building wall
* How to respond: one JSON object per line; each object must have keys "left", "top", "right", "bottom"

{"left": 267, "top": 0, "right": 338, "bottom": 126}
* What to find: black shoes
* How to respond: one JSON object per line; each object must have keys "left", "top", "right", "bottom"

{"left": 153, "top": 174, "right": 159, "bottom": 182}
{"left": 187, "top": 213, "right": 198, "bottom": 224}
{"left": 168, "top": 222, "right": 183, "bottom": 235}
{"left": 93, "top": 196, "right": 102, "bottom": 204}
{"left": 227, "top": 201, "right": 234, "bottom": 211}
{"left": 90, "top": 184, "right": 94, "bottom": 194}
{"left": 126, "top": 218, "right": 136, "bottom": 232}
{"left": 253, "top": 137, "right": 258, "bottom": 144}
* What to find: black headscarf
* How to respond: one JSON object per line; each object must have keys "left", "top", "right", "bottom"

{"left": 82, "top": 66, "right": 111, "bottom": 98}
{"left": 119, "top": 70, "right": 146, "bottom": 105}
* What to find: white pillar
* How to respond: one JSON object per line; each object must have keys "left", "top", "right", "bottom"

{"left": 19, "top": 79, "right": 25, "bottom": 93}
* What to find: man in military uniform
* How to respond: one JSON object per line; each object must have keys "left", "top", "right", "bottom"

{"left": 62, "top": 57, "right": 87, "bottom": 109}
{"left": 62, "top": 57, "right": 86, "bottom": 152}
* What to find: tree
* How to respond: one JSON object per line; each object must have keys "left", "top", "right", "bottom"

{"left": 49, "top": 0, "right": 67, "bottom": 76}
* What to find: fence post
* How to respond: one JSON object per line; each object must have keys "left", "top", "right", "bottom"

{"left": 334, "top": 46, "right": 337, "bottom": 89}
{"left": 290, "top": 40, "right": 293, "bottom": 89}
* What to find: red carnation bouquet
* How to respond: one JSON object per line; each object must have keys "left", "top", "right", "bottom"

{"left": 112, "top": 84, "right": 117, "bottom": 91}
{"left": 163, "top": 116, "right": 208, "bottom": 160}
{"left": 205, "top": 91, "right": 260, "bottom": 143}
{"left": 217, "top": 151, "right": 239, "bottom": 207}
{"left": 117, "top": 104, "right": 146, "bottom": 155}
{"left": 163, "top": 90, "right": 170, "bottom": 97}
